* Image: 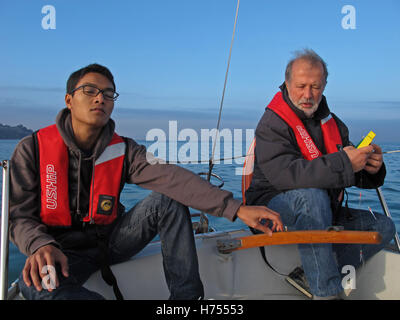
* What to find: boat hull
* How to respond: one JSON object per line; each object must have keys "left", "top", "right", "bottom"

{"left": 82, "top": 229, "right": 400, "bottom": 300}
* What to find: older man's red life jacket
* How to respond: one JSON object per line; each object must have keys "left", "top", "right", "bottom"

{"left": 267, "top": 92, "right": 342, "bottom": 159}
{"left": 36, "top": 124, "right": 125, "bottom": 226}
{"left": 242, "top": 92, "right": 343, "bottom": 204}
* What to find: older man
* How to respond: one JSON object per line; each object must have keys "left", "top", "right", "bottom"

{"left": 245, "top": 49, "right": 395, "bottom": 299}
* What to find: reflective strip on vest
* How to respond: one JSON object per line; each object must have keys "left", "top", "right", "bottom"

{"left": 95, "top": 142, "right": 126, "bottom": 166}
{"left": 37, "top": 124, "right": 125, "bottom": 226}
{"left": 320, "top": 114, "right": 342, "bottom": 154}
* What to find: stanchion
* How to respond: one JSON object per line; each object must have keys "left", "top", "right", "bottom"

{"left": 0, "top": 160, "right": 10, "bottom": 300}
{"left": 376, "top": 187, "right": 400, "bottom": 253}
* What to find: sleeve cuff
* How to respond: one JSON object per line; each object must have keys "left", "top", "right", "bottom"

{"left": 29, "top": 237, "right": 60, "bottom": 256}
{"left": 222, "top": 198, "right": 242, "bottom": 222}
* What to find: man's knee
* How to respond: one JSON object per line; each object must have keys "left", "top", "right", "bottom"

{"left": 376, "top": 214, "right": 396, "bottom": 245}
{"left": 142, "top": 192, "right": 190, "bottom": 220}
{"left": 283, "top": 188, "right": 330, "bottom": 214}
{"left": 283, "top": 188, "right": 332, "bottom": 229}
{"left": 292, "top": 188, "right": 330, "bottom": 207}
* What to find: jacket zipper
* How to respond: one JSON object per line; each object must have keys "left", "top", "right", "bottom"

{"left": 89, "top": 159, "right": 96, "bottom": 224}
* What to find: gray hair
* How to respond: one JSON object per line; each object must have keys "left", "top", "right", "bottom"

{"left": 285, "top": 49, "right": 328, "bottom": 84}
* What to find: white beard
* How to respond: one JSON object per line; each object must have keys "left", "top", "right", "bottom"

{"left": 296, "top": 101, "right": 319, "bottom": 118}
{"left": 288, "top": 93, "right": 321, "bottom": 118}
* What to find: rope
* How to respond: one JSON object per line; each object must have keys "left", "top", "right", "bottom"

{"left": 163, "top": 149, "right": 400, "bottom": 165}
{"left": 166, "top": 154, "right": 249, "bottom": 164}
{"left": 161, "top": 150, "right": 400, "bottom": 164}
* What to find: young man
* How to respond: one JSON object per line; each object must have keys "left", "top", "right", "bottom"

{"left": 9, "top": 63, "right": 283, "bottom": 300}
{"left": 245, "top": 49, "right": 395, "bottom": 299}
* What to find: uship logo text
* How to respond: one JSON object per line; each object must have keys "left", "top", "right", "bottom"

{"left": 46, "top": 164, "right": 57, "bottom": 209}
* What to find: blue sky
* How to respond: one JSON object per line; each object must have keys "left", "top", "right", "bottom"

{"left": 0, "top": 0, "right": 399, "bottom": 142}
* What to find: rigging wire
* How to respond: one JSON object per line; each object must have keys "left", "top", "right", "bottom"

{"left": 197, "top": 0, "right": 240, "bottom": 233}
{"left": 207, "top": 0, "right": 241, "bottom": 181}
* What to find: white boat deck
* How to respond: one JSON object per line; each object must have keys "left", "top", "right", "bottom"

{"left": 80, "top": 229, "right": 400, "bottom": 300}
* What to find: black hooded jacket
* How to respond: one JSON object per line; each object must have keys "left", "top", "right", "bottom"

{"left": 245, "top": 84, "right": 386, "bottom": 218}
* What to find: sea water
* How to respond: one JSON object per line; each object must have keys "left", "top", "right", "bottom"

{"left": 1, "top": 139, "right": 399, "bottom": 287}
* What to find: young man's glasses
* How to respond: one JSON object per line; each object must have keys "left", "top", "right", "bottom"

{"left": 69, "top": 84, "right": 119, "bottom": 101}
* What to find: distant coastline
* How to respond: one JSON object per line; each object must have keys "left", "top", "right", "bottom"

{"left": 0, "top": 123, "right": 33, "bottom": 139}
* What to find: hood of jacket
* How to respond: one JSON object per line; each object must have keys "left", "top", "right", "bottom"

{"left": 55, "top": 107, "right": 116, "bottom": 160}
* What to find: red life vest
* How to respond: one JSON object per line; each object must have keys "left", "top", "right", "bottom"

{"left": 267, "top": 91, "right": 342, "bottom": 160}
{"left": 36, "top": 124, "right": 126, "bottom": 226}
{"left": 241, "top": 92, "right": 343, "bottom": 204}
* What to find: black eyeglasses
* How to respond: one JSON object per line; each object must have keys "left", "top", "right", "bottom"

{"left": 69, "top": 84, "right": 119, "bottom": 101}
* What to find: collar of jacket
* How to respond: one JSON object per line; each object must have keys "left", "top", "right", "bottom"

{"left": 55, "top": 108, "right": 116, "bottom": 160}
{"left": 278, "top": 82, "right": 331, "bottom": 121}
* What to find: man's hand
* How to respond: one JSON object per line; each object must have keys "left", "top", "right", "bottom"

{"left": 22, "top": 244, "right": 69, "bottom": 292}
{"left": 343, "top": 145, "right": 374, "bottom": 173}
{"left": 236, "top": 205, "right": 284, "bottom": 236}
{"left": 343, "top": 144, "right": 383, "bottom": 174}
{"left": 364, "top": 144, "right": 383, "bottom": 174}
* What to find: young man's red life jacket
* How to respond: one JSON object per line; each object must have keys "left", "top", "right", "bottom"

{"left": 268, "top": 91, "right": 342, "bottom": 160}
{"left": 36, "top": 124, "right": 126, "bottom": 226}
